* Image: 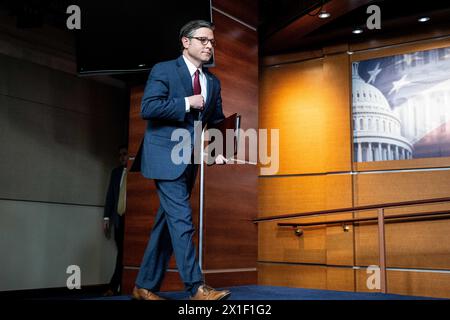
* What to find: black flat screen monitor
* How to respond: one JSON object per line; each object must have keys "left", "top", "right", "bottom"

{"left": 76, "top": 0, "right": 212, "bottom": 75}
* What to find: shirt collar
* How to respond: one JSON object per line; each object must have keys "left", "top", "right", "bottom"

{"left": 182, "top": 55, "right": 202, "bottom": 77}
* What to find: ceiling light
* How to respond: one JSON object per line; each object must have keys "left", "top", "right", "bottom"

{"left": 418, "top": 17, "right": 430, "bottom": 23}
{"left": 352, "top": 28, "right": 363, "bottom": 34}
{"left": 318, "top": 11, "right": 331, "bottom": 19}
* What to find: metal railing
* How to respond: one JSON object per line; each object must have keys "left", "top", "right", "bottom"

{"left": 253, "top": 196, "right": 450, "bottom": 293}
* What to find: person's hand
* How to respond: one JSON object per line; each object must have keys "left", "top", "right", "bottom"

{"left": 214, "top": 154, "right": 228, "bottom": 165}
{"left": 188, "top": 95, "right": 204, "bottom": 110}
{"left": 103, "top": 220, "right": 111, "bottom": 239}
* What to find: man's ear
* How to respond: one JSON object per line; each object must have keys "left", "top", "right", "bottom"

{"left": 182, "top": 37, "right": 190, "bottom": 49}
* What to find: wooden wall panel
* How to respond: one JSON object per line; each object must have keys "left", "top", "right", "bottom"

{"left": 326, "top": 267, "right": 355, "bottom": 292}
{"left": 259, "top": 174, "right": 353, "bottom": 218}
{"left": 213, "top": 0, "right": 258, "bottom": 28}
{"left": 354, "top": 157, "right": 450, "bottom": 172}
{"left": 202, "top": 10, "right": 258, "bottom": 271}
{"left": 326, "top": 222, "right": 354, "bottom": 266}
{"left": 258, "top": 28, "right": 450, "bottom": 297}
{"left": 258, "top": 214, "right": 354, "bottom": 266}
{"left": 354, "top": 170, "right": 450, "bottom": 207}
{"left": 123, "top": 172, "right": 157, "bottom": 267}
{"left": 258, "top": 30, "right": 450, "bottom": 298}
{"left": 387, "top": 270, "right": 450, "bottom": 299}
{"left": 128, "top": 86, "right": 145, "bottom": 157}
{"left": 204, "top": 164, "right": 258, "bottom": 269}
{"left": 259, "top": 53, "right": 351, "bottom": 176}
{"left": 258, "top": 263, "right": 327, "bottom": 289}
{"left": 321, "top": 53, "right": 352, "bottom": 172}
{"left": 211, "top": 11, "right": 258, "bottom": 162}
{"left": 204, "top": 271, "right": 258, "bottom": 288}
{"left": 258, "top": 263, "right": 355, "bottom": 291}
{"left": 259, "top": 219, "right": 327, "bottom": 264}
{"left": 355, "top": 219, "right": 450, "bottom": 269}
{"left": 260, "top": 59, "right": 324, "bottom": 175}
{"left": 355, "top": 269, "right": 450, "bottom": 299}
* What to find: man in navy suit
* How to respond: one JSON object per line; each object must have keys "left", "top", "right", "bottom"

{"left": 132, "top": 20, "right": 231, "bottom": 300}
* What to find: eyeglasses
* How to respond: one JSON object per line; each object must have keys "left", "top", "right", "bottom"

{"left": 189, "top": 36, "right": 216, "bottom": 47}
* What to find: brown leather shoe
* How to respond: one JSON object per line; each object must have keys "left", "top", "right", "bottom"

{"left": 190, "top": 284, "right": 231, "bottom": 300}
{"left": 132, "top": 286, "right": 165, "bottom": 300}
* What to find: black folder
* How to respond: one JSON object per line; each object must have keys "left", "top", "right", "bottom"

{"left": 206, "top": 113, "right": 241, "bottom": 165}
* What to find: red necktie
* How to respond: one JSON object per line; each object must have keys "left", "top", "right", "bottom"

{"left": 193, "top": 69, "right": 201, "bottom": 95}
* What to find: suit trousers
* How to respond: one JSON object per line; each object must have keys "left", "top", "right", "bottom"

{"left": 135, "top": 163, "right": 203, "bottom": 295}
{"left": 109, "top": 215, "right": 124, "bottom": 293}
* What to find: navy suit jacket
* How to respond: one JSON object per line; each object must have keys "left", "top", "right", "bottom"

{"left": 104, "top": 165, "right": 125, "bottom": 229}
{"left": 140, "top": 56, "right": 225, "bottom": 180}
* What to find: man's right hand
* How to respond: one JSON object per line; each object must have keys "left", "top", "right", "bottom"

{"left": 103, "top": 220, "right": 111, "bottom": 239}
{"left": 188, "top": 95, "right": 204, "bottom": 110}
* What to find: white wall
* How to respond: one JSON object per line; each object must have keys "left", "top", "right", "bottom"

{"left": 0, "top": 50, "right": 128, "bottom": 291}
{"left": 0, "top": 200, "right": 117, "bottom": 290}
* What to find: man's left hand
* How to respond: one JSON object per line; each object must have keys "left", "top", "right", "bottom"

{"left": 103, "top": 220, "right": 111, "bottom": 239}
{"left": 214, "top": 154, "right": 228, "bottom": 165}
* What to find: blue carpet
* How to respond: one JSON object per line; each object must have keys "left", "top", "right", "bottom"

{"left": 96, "top": 285, "right": 443, "bottom": 300}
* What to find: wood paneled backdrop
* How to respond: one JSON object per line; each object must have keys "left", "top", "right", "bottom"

{"left": 121, "top": 3, "right": 450, "bottom": 299}
{"left": 259, "top": 29, "right": 450, "bottom": 298}
{"left": 122, "top": 1, "right": 258, "bottom": 293}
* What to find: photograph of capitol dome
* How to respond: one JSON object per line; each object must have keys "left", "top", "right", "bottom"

{"left": 352, "top": 46, "right": 450, "bottom": 162}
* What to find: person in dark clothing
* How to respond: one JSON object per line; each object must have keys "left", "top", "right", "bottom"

{"left": 103, "top": 145, "right": 128, "bottom": 296}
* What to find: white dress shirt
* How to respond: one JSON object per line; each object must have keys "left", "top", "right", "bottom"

{"left": 103, "top": 167, "right": 127, "bottom": 221}
{"left": 183, "top": 55, "right": 208, "bottom": 112}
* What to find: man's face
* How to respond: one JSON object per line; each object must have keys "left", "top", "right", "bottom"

{"left": 182, "top": 27, "right": 214, "bottom": 65}
{"left": 119, "top": 148, "right": 128, "bottom": 166}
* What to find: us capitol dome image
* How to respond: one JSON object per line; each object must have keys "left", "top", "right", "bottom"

{"left": 352, "top": 62, "right": 413, "bottom": 162}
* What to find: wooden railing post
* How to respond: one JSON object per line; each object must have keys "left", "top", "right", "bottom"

{"left": 377, "top": 208, "right": 387, "bottom": 293}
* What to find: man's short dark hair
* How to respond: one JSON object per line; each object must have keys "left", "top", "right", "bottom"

{"left": 118, "top": 144, "right": 128, "bottom": 151}
{"left": 179, "top": 20, "right": 214, "bottom": 50}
